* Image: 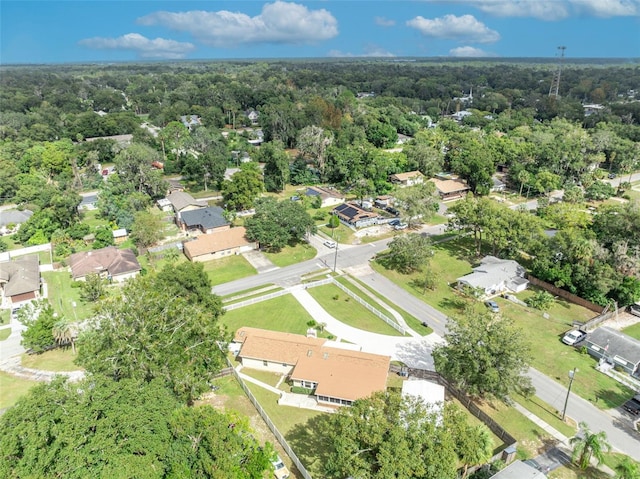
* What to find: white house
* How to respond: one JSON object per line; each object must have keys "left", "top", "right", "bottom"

{"left": 457, "top": 256, "right": 528, "bottom": 296}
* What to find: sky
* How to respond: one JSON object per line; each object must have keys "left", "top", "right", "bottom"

{"left": 1, "top": 0, "right": 639, "bottom": 64}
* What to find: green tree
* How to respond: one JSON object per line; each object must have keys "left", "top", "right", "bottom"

{"left": 130, "top": 210, "right": 164, "bottom": 248}
{"left": 52, "top": 317, "right": 77, "bottom": 354}
{"left": 18, "top": 300, "right": 57, "bottom": 353}
{"left": 379, "top": 233, "right": 433, "bottom": 274}
{"left": 76, "top": 271, "right": 228, "bottom": 403}
{"left": 79, "top": 272, "right": 106, "bottom": 302}
{"left": 433, "top": 309, "right": 534, "bottom": 401}
{"left": 570, "top": 422, "right": 611, "bottom": 470}
{"left": 245, "top": 197, "right": 315, "bottom": 252}
{"left": 394, "top": 182, "right": 439, "bottom": 227}
{"left": 114, "top": 142, "right": 168, "bottom": 198}
{"left": 93, "top": 226, "right": 115, "bottom": 249}
{"left": 525, "top": 290, "right": 555, "bottom": 311}
{"left": 321, "top": 391, "right": 458, "bottom": 479}
{"left": 615, "top": 456, "right": 640, "bottom": 479}
{"left": 222, "top": 163, "right": 264, "bottom": 211}
{"left": 585, "top": 180, "right": 616, "bottom": 201}
{"left": 155, "top": 261, "right": 222, "bottom": 311}
{"left": 259, "top": 141, "right": 290, "bottom": 192}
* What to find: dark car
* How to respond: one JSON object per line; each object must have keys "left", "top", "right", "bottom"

{"left": 622, "top": 394, "right": 640, "bottom": 415}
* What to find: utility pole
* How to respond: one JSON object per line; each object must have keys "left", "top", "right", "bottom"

{"left": 333, "top": 243, "right": 339, "bottom": 273}
{"left": 561, "top": 367, "right": 578, "bottom": 421}
{"left": 549, "top": 46, "right": 567, "bottom": 99}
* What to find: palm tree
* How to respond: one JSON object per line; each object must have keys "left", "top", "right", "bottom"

{"left": 615, "top": 456, "right": 640, "bottom": 479}
{"left": 52, "top": 319, "right": 77, "bottom": 354}
{"left": 570, "top": 421, "right": 611, "bottom": 470}
{"left": 460, "top": 425, "right": 494, "bottom": 478}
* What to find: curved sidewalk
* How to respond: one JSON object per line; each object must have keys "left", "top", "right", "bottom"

{"left": 290, "top": 286, "right": 443, "bottom": 370}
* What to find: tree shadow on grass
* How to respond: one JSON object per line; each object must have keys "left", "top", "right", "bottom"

{"left": 286, "top": 413, "right": 334, "bottom": 477}
{"left": 434, "top": 238, "right": 478, "bottom": 263}
{"left": 438, "top": 296, "right": 470, "bottom": 314}
{"left": 594, "top": 387, "right": 633, "bottom": 410}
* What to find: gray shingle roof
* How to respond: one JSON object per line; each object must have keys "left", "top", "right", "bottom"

{"left": 587, "top": 327, "right": 640, "bottom": 366}
{"left": 166, "top": 191, "right": 206, "bottom": 212}
{"left": 0, "top": 255, "right": 40, "bottom": 296}
{"left": 0, "top": 209, "right": 33, "bottom": 227}
{"left": 180, "top": 207, "right": 229, "bottom": 230}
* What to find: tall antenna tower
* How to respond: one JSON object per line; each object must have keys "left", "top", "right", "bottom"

{"left": 549, "top": 46, "right": 567, "bottom": 99}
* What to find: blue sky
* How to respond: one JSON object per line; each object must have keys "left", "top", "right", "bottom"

{"left": 1, "top": 1, "right": 639, "bottom": 64}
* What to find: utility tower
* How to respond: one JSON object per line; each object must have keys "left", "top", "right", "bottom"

{"left": 549, "top": 46, "right": 567, "bottom": 99}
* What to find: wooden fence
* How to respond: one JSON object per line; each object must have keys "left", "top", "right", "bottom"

{"left": 526, "top": 275, "right": 605, "bottom": 313}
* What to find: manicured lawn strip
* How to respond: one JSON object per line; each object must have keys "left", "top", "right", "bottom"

{"left": 222, "top": 288, "right": 284, "bottom": 306}
{"left": 334, "top": 276, "right": 402, "bottom": 327}
{"left": 621, "top": 321, "right": 640, "bottom": 340}
{"left": 346, "top": 275, "right": 434, "bottom": 335}
{"left": 241, "top": 369, "right": 284, "bottom": 388}
{"left": 0, "top": 372, "right": 39, "bottom": 409}
{"left": 318, "top": 224, "right": 355, "bottom": 245}
{"left": 201, "top": 255, "right": 257, "bottom": 286}
{"left": 21, "top": 348, "right": 82, "bottom": 372}
{"left": 476, "top": 399, "right": 555, "bottom": 459}
{"left": 221, "top": 295, "right": 317, "bottom": 336}
{"left": 221, "top": 284, "right": 278, "bottom": 301}
{"left": 41, "top": 271, "right": 96, "bottom": 321}
{"left": 0, "top": 328, "right": 11, "bottom": 341}
{"left": 264, "top": 242, "right": 316, "bottom": 267}
{"left": 245, "top": 382, "right": 327, "bottom": 478}
{"left": 79, "top": 209, "right": 111, "bottom": 229}
{"left": 512, "top": 394, "right": 576, "bottom": 438}
{"left": 0, "top": 310, "right": 9, "bottom": 325}
{"left": 307, "top": 284, "right": 404, "bottom": 336}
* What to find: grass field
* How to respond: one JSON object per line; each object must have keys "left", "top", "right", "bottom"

{"left": 307, "top": 283, "right": 405, "bottom": 336}
{"left": 21, "top": 348, "right": 82, "bottom": 372}
{"left": 221, "top": 295, "right": 317, "bottom": 336}
{"left": 0, "top": 328, "right": 11, "bottom": 341}
{"left": 0, "top": 372, "right": 38, "bottom": 409}
{"left": 621, "top": 321, "right": 640, "bottom": 340}
{"left": 0, "top": 309, "right": 9, "bottom": 325}
{"left": 264, "top": 242, "right": 316, "bottom": 267}
{"left": 41, "top": 271, "right": 97, "bottom": 321}
{"left": 202, "top": 254, "right": 257, "bottom": 286}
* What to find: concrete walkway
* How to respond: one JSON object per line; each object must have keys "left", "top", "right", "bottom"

{"left": 290, "top": 285, "right": 443, "bottom": 370}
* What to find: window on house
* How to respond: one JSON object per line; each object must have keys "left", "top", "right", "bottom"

{"left": 263, "top": 360, "right": 268, "bottom": 367}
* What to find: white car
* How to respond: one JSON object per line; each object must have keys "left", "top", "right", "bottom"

{"left": 562, "top": 329, "right": 587, "bottom": 346}
{"left": 271, "top": 455, "right": 290, "bottom": 479}
{"left": 323, "top": 240, "right": 337, "bottom": 248}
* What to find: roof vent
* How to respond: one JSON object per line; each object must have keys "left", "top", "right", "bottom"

{"left": 323, "top": 352, "right": 329, "bottom": 360}
{"left": 307, "top": 349, "right": 313, "bottom": 357}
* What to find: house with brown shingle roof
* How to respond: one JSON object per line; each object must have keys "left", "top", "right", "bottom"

{"left": 183, "top": 227, "right": 257, "bottom": 262}
{"left": 233, "top": 327, "right": 390, "bottom": 407}
{"left": 166, "top": 191, "right": 207, "bottom": 220}
{"left": 389, "top": 170, "right": 425, "bottom": 187}
{"left": 0, "top": 255, "right": 41, "bottom": 306}
{"left": 69, "top": 246, "right": 141, "bottom": 282}
{"left": 333, "top": 203, "right": 380, "bottom": 229}
{"left": 430, "top": 178, "right": 470, "bottom": 201}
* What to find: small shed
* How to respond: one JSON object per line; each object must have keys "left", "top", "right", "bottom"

{"left": 112, "top": 228, "right": 128, "bottom": 244}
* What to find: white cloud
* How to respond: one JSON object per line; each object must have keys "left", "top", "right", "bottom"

{"left": 449, "top": 46, "right": 497, "bottom": 57}
{"left": 138, "top": 1, "right": 338, "bottom": 47}
{"left": 407, "top": 14, "right": 500, "bottom": 43}
{"left": 421, "top": 0, "right": 639, "bottom": 20}
{"left": 375, "top": 16, "right": 396, "bottom": 27}
{"left": 328, "top": 45, "right": 396, "bottom": 57}
{"left": 79, "top": 33, "right": 195, "bottom": 59}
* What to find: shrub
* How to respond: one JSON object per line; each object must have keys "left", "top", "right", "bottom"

{"left": 306, "top": 320, "right": 317, "bottom": 327}
{"left": 291, "top": 386, "right": 315, "bottom": 395}
{"left": 525, "top": 290, "right": 555, "bottom": 311}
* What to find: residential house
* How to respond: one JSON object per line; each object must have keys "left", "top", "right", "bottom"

{"left": 180, "top": 115, "right": 201, "bottom": 130}
{"left": 244, "top": 109, "right": 260, "bottom": 125}
{"left": 0, "top": 255, "right": 41, "bottom": 306}
{"left": 490, "top": 460, "right": 547, "bottom": 479}
{"left": 491, "top": 176, "right": 506, "bottom": 192}
{"left": 456, "top": 256, "right": 528, "bottom": 296}
{"left": 112, "top": 228, "right": 128, "bottom": 244}
{"left": 78, "top": 192, "right": 98, "bottom": 211}
{"left": 305, "top": 186, "right": 345, "bottom": 208}
{"left": 166, "top": 191, "right": 207, "bottom": 221}
{"left": 183, "top": 227, "right": 257, "bottom": 262}
{"left": 374, "top": 195, "right": 394, "bottom": 209}
{"left": 389, "top": 170, "right": 425, "bottom": 187}
{"left": 157, "top": 198, "right": 173, "bottom": 212}
{"left": 451, "top": 110, "right": 472, "bottom": 122}
{"left": 0, "top": 209, "right": 33, "bottom": 236}
{"left": 430, "top": 178, "right": 471, "bottom": 201}
{"left": 333, "top": 203, "right": 380, "bottom": 229}
{"left": 585, "top": 327, "right": 640, "bottom": 377}
{"left": 179, "top": 206, "right": 230, "bottom": 235}
{"left": 69, "top": 246, "right": 141, "bottom": 282}
{"left": 583, "top": 104, "right": 604, "bottom": 116}
{"left": 233, "top": 327, "right": 390, "bottom": 407}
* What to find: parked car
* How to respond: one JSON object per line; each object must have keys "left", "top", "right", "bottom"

{"left": 561, "top": 329, "right": 587, "bottom": 346}
{"left": 323, "top": 240, "right": 337, "bottom": 249}
{"left": 394, "top": 223, "right": 408, "bottom": 230}
{"left": 389, "top": 219, "right": 401, "bottom": 227}
{"left": 622, "top": 394, "right": 640, "bottom": 415}
{"left": 608, "top": 173, "right": 617, "bottom": 179}
{"left": 386, "top": 206, "right": 400, "bottom": 216}
{"left": 484, "top": 300, "right": 500, "bottom": 313}
{"left": 271, "top": 455, "right": 290, "bottom": 479}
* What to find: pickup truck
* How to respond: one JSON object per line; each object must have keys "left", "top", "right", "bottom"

{"left": 622, "top": 394, "right": 640, "bottom": 415}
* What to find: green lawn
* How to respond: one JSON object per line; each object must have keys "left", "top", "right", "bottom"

{"left": 79, "top": 209, "right": 111, "bottom": 229}
{"left": 264, "top": 242, "right": 316, "bottom": 267}
{"left": 344, "top": 276, "right": 433, "bottom": 335}
{"left": 512, "top": 393, "right": 576, "bottom": 438}
{"left": 307, "top": 283, "right": 404, "bottom": 336}
{"left": 0, "top": 372, "right": 39, "bottom": 409}
{"left": 41, "top": 271, "right": 97, "bottom": 321}
{"left": 138, "top": 252, "right": 188, "bottom": 274}
{"left": 221, "top": 295, "right": 317, "bottom": 336}
{"left": 318, "top": 224, "right": 355, "bottom": 245}
{"left": 240, "top": 369, "right": 284, "bottom": 388}
{"left": 222, "top": 287, "right": 284, "bottom": 306}
{"left": 621, "top": 321, "right": 640, "bottom": 340}
{"left": 21, "top": 348, "right": 82, "bottom": 372}
{"left": 0, "top": 328, "right": 11, "bottom": 341}
{"left": 201, "top": 255, "right": 257, "bottom": 286}
{"left": 221, "top": 284, "right": 279, "bottom": 301}
{"left": 0, "top": 309, "right": 9, "bottom": 325}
